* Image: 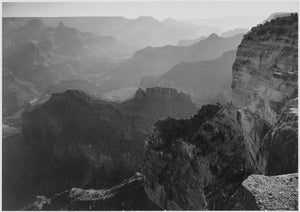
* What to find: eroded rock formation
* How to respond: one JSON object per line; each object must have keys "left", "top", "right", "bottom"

{"left": 232, "top": 14, "right": 298, "bottom": 174}
{"left": 3, "top": 87, "right": 197, "bottom": 210}
{"left": 142, "top": 104, "right": 252, "bottom": 210}
{"left": 142, "top": 14, "right": 298, "bottom": 210}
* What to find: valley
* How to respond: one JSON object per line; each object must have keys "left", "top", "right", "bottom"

{"left": 2, "top": 6, "right": 298, "bottom": 211}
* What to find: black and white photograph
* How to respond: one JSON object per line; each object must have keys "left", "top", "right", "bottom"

{"left": 1, "top": 0, "right": 299, "bottom": 210}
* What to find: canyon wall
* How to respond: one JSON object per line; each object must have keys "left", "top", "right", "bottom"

{"left": 142, "top": 14, "right": 298, "bottom": 210}
{"left": 3, "top": 87, "right": 197, "bottom": 210}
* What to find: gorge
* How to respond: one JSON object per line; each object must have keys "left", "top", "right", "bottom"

{"left": 2, "top": 10, "right": 298, "bottom": 211}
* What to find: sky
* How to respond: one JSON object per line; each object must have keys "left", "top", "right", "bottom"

{"left": 2, "top": 1, "right": 298, "bottom": 20}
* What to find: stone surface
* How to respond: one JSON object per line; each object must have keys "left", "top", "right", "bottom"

{"left": 142, "top": 14, "right": 298, "bottom": 210}
{"left": 232, "top": 14, "right": 298, "bottom": 115}
{"left": 231, "top": 14, "right": 298, "bottom": 174}
{"left": 258, "top": 98, "right": 298, "bottom": 175}
{"left": 226, "top": 173, "right": 298, "bottom": 210}
{"left": 3, "top": 87, "right": 197, "bottom": 210}
{"left": 142, "top": 104, "right": 252, "bottom": 210}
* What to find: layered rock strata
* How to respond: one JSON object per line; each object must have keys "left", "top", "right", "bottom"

{"left": 142, "top": 14, "right": 298, "bottom": 210}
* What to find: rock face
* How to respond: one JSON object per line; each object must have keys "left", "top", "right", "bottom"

{"left": 23, "top": 173, "right": 160, "bottom": 210}
{"left": 226, "top": 173, "right": 298, "bottom": 210}
{"left": 143, "top": 104, "right": 252, "bottom": 210}
{"left": 140, "top": 50, "right": 236, "bottom": 105}
{"left": 142, "top": 14, "right": 298, "bottom": 210}
{"left": 3, "top": 87, "right": 197, "bottom": 210}
{"left": 258, "top": 98, "right": 298, "bottom": 175}
{"left": 231, "top": 14, "right": 298, "bottom": 174}
{"left": 232, "top": 14, "right": 297, "bottom": 114}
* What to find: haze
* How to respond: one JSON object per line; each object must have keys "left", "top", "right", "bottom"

{"left": 3, "top": 1, "right": 298, "bottom": 20}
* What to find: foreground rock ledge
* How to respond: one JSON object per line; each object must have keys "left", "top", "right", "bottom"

{"left": 227, "top": 173, "right": 298, "bottom": 210}
{"left": 23, "top": 173, "right": 160, "bottom": 210}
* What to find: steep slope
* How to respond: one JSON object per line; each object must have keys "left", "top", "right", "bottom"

{"left": 3, "top": 88, "right": 197, "bottom": 210}
{"left": 142, "top": 14, "right": 298, "bottom": 210}
{"left": 142, "top": 104, "right": 252, "bottom": 210}
{"left": 99, "top": 33, "right": 244, "bottom": 92}
{"left": 231, "top": 14, "right": 298, "bottom": 174}
{"left": 140, "top": 50, "right": 236, "bottom": 105}
{"left": 258, "top": 98, "right": 298, "bottom": 175}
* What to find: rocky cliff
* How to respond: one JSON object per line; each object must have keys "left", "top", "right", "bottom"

{"left": 142, "top": 104, "right": 252, "bottom": 209}
{"left": 142, "top": 14, "right": 298, "bottom": 210}
{"left": 232, "top": 14, "right": 298, "bottom": 174}
{"left": 3, "top": 87, "right": 197, "bottom": 210}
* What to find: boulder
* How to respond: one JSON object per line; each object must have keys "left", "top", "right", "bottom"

{"left": 227, "top": 173, "right": 298, "bottom": 210}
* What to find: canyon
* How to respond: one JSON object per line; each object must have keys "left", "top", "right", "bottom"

{"left": 2, "top": 13, "right": 298, "bottom": 211}
{"left": 142, "top": 14, "right": 298, "bottom": 210}
{"left": 3, "top": 87, "right": 197, "bottom": 210}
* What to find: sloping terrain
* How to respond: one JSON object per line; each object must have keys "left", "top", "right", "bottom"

{"left": 3, "top": 87, "right": 197, "bottom": 210}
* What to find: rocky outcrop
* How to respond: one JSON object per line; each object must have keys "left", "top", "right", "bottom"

{"left": 142, "top": 14, "right": 298, "bottom": 210}
{"left": 143, "top": 104, "right": 252, "bottom": 210}
{"left": 232, "top": 14, "right": 297, "bottom": 114}
{"left": 258, "top": 98, "right": 298, "bottom": 175}
{"left": 3, "top": 87, "right": 197, "bottom": 210}
{"left": 23, "top": 173, "right": 160, "bottom": 210}
{"left": 226, "top": 173, "right": 298, "bottom": 210}
{"left": 232, "top": 14, "right": 298, "bottom": 174}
